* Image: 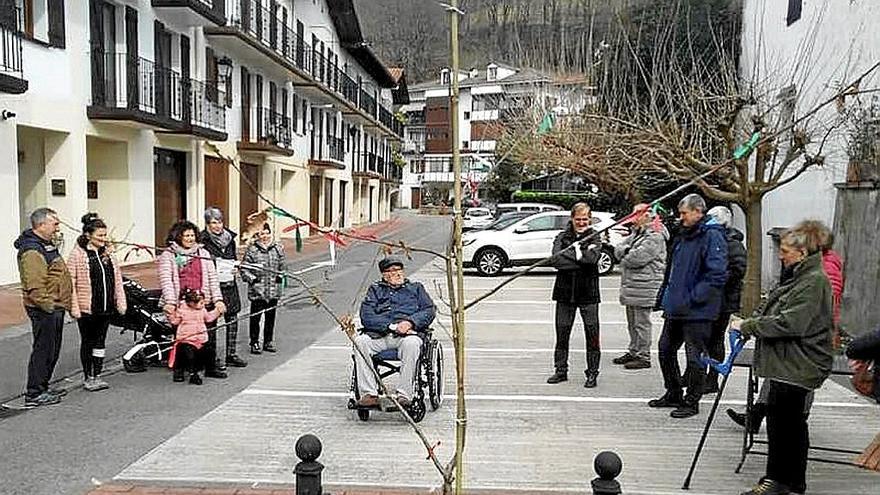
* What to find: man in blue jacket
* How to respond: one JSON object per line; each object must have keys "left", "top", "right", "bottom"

{"left": 649, "top": 194, "right": 728, "bottom": 419}
{"left": 354, "top": 257, "right": 436, "bottom": 408}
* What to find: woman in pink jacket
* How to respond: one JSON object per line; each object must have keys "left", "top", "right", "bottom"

{"left": 168, "top": 289, "right": 222, "bottom": 384}
{"left": 68, "top": 213, "right": 126, "bottom": 391}
{"left": 157, "top": 220, "right": 227, "bottom": 379}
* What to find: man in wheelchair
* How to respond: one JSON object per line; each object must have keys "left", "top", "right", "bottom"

{"left": 354, "top": 257, "right": 436, "bottom": 409}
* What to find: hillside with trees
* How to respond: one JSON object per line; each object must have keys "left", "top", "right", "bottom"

{"left": 357, "top": 0, "right": 741, "bottom": 83}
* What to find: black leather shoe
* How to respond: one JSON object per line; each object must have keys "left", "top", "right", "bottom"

{"left": 584, "top": 372, "right": 598, "bottom": 388}
{"left": 262, "top": 342, "right": 277, "bottom": 353}
{"left": 250, "top": 342, "right": 262, "bottom": 355}
{"left": 173, "top": 369, "right": 185, "bottom": 382}
{"left": 226, "top": 354, "right": 248, "bottom": 367}
{"left": 727, "top": 408, "right": 762, "bottom": 433}
{"left": 612, "top": 353, "right": 637, "bottom": 365}
{"left": 189, "top": 373, "right": 203, "bottom": 385}
{"left": 648, "top": 392, "right": 683, "bottom": 408}
{"left": 546, "top": 372, "right": 568, "bottom": 384}
{"left": 205, "top": 369, "right": 228, "bottom": 379}
{"left": 670, "top": 403, "right": 699, "bottom": 418}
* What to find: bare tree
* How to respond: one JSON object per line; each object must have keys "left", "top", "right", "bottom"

{"left": 500, "top": 0, "right": 880, "bottom": 312}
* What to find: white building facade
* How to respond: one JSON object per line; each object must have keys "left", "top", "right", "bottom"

{"left": 399, "top": 63, "right": 586, "bottom": 209}
{"left": 0, "top": 0, "right": 404, "bottom": 285}
{"left": 740, "top": 0, "right": 880, "bottom": 285}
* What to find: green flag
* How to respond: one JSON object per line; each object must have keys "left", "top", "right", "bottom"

{"left": 537, "top": 113, "right": 555, "bottom": 135}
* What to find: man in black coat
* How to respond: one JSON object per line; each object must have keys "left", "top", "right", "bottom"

{"left": 704, "top": 206, "right": 747, "bottom": 393}
{"left": 200, "top": 207, "right": 248, "bottom": 368}
{"left": 547, "top": 203, "right": 602, "bottom": 388}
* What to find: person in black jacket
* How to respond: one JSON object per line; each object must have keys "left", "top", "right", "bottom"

{"left": 547, "top": 203, "right": 602, "bottom": 388}
{"left": 200, "top": 207, "right": 247, "bottom": 368}
{"left": 703, "top": 206, "right": 747, "bottom": 393}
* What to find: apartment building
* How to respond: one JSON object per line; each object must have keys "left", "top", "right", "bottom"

{"left": 399, "top": 62, "right": 588, "bottom": 208}
{"left": 0, "top": 0, "right": 405, "bottom": 285}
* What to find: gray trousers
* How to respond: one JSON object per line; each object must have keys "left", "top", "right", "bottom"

{"left": 625, "top": 306, "right": 653, "bottom": 360}
{"left": 354, "top": 333, "right": 421, "bottom": 399}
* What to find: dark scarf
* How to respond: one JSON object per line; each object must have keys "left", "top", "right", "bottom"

{"left": 206, "top": 228, "right": 234, "bottom": 251}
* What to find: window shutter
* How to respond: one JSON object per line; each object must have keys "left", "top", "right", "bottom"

{"left": 125, "top": 6, "right": 138, "bottom": 109}
{"left": 89, "top": 0, "right": 105, "bottom": 105}
{"left": 48, "top": 0, "right": 66, "bottom": 48}
{"left": 786, "top": 0, "right": 802, "bottom": 26}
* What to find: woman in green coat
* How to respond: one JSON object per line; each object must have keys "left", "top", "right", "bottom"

{"left": 733, "top": 221, "right": 834, "bottom": 495}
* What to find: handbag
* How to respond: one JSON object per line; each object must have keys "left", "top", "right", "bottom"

{"left": 850, "top": 359, "right": 877, "bottom": 398}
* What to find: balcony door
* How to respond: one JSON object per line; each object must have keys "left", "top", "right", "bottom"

{"left": 89, "top": 0, "right": 116, "bottom": 106}
{"left": 240, "top": 66, "right": 250, "bottom": 141}
{"left": 154, "top": 21, "right": 172, "bottom": 118}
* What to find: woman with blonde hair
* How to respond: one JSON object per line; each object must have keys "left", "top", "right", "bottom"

{"left": 734, "top": 220, "right": 834, "bottom": 495}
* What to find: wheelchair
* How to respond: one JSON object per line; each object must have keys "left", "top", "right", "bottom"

{"left": 347, "top": 329, "right": 444, "bottom": 423}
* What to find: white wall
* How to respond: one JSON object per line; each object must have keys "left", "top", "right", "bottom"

{"left": 741, "top": 0, "right": 880, "bottom": 286}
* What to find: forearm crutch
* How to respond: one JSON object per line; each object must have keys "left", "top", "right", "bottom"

{"left": 682, "top": 330, "right": 748, "bottom": 489}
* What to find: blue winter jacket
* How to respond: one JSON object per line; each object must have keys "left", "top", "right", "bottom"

{"left": 360, "top": 279, "right": 436, "bottom": 335}
{"left": 660, "top": 217, "right": 729, "bottom": 321}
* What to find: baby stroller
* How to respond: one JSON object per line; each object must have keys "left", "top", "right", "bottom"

{"left": 110, "top": 277, "right": 175, "bottom": 372}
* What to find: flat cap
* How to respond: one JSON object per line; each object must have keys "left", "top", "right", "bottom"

{"left": 378, "top": 257, "right": 405, "bottom": 272}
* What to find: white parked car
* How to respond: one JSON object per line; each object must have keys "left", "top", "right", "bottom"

{"left": 463, "top": 207, "right": 494, "bottom": 230}
{"left": 462, "top": 210, "right": 623, "bottom": 277}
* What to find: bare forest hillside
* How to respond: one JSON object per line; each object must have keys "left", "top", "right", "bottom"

{"left": 357, "top": 0, "right": 742, "bottom": 83}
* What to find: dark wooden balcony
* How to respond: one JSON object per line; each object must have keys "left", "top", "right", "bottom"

{"left": 152, "top": 0, "right": 226, "bottom": 26}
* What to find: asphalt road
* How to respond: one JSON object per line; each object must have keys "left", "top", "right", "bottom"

{"left": 0, "top": 212, "right": 451, "bottom": 495}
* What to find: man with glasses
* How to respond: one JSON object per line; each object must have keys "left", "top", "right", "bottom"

{"left": 354, "top": 257, "right": 436, "bottom": 408}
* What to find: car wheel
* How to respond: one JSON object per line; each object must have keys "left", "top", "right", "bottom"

{"left": 476, "top": 248, "right": 505, "bottom": 276}
{"left": 597, "top": 248, "right": 615, "bottom": 276}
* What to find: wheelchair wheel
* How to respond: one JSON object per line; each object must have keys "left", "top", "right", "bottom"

{"left": 407, "top": 397, "right": 426, "bottom": 423}
{"left": 427, "top": 340, "right": 444, "bottom": 410}
{"left": 357, "top": 409, "right": 370, "bottom": 421}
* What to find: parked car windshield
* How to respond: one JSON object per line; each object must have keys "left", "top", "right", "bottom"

{"left": 484, "top": 212, "right": 530, "bottom": 230}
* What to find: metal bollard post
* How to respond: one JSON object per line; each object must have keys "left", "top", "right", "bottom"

{"left": 294, "top": 433, "right": 324, "bottom": 495}
{"left": 591, "top": 451, "right": 623, "bottom": 495}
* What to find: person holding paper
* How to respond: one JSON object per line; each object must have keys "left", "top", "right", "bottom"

{"left": 200, "top": 207, "right": 248, "bottom": 369}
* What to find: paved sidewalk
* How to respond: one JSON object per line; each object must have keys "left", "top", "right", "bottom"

{"left": 87, "top": 483, "right": 576, "bottom": 494}
{"left": 106, "top": 264, "right": 880, "bottom": 494}
{"left": 0, "top": 218, "right": 402, "bottom": 332}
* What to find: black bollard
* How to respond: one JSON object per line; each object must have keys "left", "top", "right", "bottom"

{"left": 294, "top": 434, "right": 324, "bottom": 495}
{"left": 591, "top": 451, "right": 623, "bottom": 495}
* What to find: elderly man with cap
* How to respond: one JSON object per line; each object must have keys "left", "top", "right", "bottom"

{"left": 354, "top": 257, "right": 436, "bottom": 408}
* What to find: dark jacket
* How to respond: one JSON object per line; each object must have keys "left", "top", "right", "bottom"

{"left": 199, "top": 228, "right": 241, "bottom": 314}
{"left": 722, "top": 227, "right": 747, "bottom": 314}
{"left": 360, "top": 279, "right": 436, "bottom": 335}
{"left": 659, "top": 217, "right": 728, "bottom": 321}
{"left": 200, "top": 229, "right": 238, "bottom": 261}
{"left": 741, "top": 252, "right": 833, "bottom": 390}
{"left": 14, "top": 229, "right": 72, "bottom": 313}
{"left": 551, "top": 224, "right": 601, "bottom": 305}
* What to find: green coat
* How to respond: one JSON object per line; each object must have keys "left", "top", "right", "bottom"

{"left": 740, "top": 252, "right": 833, "bottom": 390}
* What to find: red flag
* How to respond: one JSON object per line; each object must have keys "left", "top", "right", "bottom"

{"left": 617, "top": 204, "right": 651, "bottom": 226}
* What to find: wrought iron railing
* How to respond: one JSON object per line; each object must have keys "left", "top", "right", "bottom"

{"left": 191, "top": 79, "right": 227, "bottom": 132}
{"left": 226, "top": 0, "right": 397, "bottom": 135}
{"left": 0, "top": 8, "right": 23, "bottom": 78}
{"left": 327, "top": 135, "right": 344, "bottom": 162}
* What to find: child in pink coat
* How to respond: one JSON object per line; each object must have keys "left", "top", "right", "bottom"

{"left": 168, "top": 289, "right": 223, "bottom": 384}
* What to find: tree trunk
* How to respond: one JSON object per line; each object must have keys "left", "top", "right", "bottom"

{"left": 741, "top": 197, "right": 764, "bottom": 315}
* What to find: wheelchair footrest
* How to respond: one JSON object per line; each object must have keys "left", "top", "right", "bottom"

{"left": 348, "top": 396, "right": 401, "bottom": 412}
